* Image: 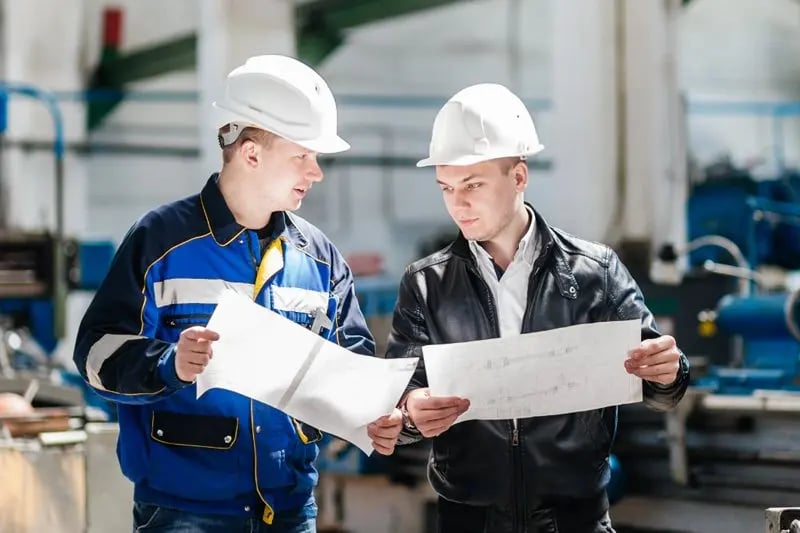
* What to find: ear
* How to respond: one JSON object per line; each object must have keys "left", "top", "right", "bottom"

{"left": 513, "top": 161, "right": 529, "bottom": 192}
{"left": 239, "top": 139, "right": 260, "bottom": 168}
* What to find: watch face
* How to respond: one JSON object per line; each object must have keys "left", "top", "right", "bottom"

{"left": 401, "top": 407, "right": 415, "bottom": 430}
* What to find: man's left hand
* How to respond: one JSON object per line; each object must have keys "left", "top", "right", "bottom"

{"left": 367, "top": 408, "right": 403, "bottom": 455}
{"left": 625, "top": 335, "right": 681, "bottom": 385}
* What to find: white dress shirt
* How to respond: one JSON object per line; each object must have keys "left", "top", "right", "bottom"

{"left": 468, "top": 206, "right": 539, "bottom": 338}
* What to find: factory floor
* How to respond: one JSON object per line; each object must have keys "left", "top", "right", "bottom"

{"left": 611, "top": 496, "right": 766, "bottom": 533}
{"left": 315, "top": 475, "right": 772, "bottom": 533}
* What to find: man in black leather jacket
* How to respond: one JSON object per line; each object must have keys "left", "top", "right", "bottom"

{"left": 385, "top": 83, "right": 689, "bottom": 533}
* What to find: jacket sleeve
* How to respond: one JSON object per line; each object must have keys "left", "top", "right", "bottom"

{"left": 330, "top": 247, "right": 375, "bottom": 356}
{"left": 73, "top": 222, "right": 190, "bottom": 405}
{"left": 385, "top": 269, "right": 430, "bottom": 443}
{"left": 605, "top": 249, "right": 690, "bottom": 411}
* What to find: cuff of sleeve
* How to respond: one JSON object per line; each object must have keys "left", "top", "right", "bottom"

{"left": 647, "top": 353, "right": 689, "bottom": 390}
{"left": 157, "top": 346, "right": 192, "bottom": 390}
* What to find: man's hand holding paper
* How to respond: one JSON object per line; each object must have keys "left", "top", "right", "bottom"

{"left": 196, "top": 290, "right": 416, "bottom": 454}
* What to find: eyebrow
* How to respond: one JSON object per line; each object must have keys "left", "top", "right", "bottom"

{"left": 436, "top": 174, "right": 478, "bottom": 187}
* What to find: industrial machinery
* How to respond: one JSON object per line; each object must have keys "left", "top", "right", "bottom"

{"left": 0, "top": 84, "right": 126, "bottom": 533}
{"left": 618, "top": 163, "right": 800, "bottom": 508}
{"left": 0, "top": 84, "right": 114, "bottom": 409}
{"left": 652, "top": 174, "right": 800, "bottom": 396}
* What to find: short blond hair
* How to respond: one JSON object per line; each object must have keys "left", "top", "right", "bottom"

{"left": 495, "top": 156, "right": 526, "bottom": 174}
{"left": 219, "top": 126, "right": 276, "bottom": 164}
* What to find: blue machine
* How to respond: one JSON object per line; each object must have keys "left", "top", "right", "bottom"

{"left": 696, "top": 292, "right": 800, "bottom": 394}
{"left": 687, "top": 166, "right": 800, "bottom": 395}
{"left": 688, "top": 169, "right": 800, "bottom": 270}
{"left": 0, "top": 239, "right": 115, "bottom": 354}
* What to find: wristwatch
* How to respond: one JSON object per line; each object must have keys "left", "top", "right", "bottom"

{"left": 399, "top": 398, "right": 416, "bottom": 431}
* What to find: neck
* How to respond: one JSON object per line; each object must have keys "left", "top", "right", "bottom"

{"left": 218, "top": 168, "right": 273, "bottom": 229}
{"left": 480, "top": 204, "right": 531, "bottom": 270}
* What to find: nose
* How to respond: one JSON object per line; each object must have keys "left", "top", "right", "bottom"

{"left": 452, "top": 188, "right": 470, "bottom": 209}
{"left": 307, "top": 156, "right": 323, "bottom": 182}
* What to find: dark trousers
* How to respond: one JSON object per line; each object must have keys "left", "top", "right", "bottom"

{"left": 436, "top": 496, "right": 616, "bottom": 533}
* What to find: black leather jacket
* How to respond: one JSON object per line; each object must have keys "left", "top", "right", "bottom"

{"left": 386, "top": 209, "right": 689, "bottom": 521}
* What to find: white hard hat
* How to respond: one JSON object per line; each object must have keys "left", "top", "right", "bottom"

{"left": 417, "top": 83, "right": 544, "bottom": 167}
{"left": 213, "top": 55, "right": 349, "bottom": 154}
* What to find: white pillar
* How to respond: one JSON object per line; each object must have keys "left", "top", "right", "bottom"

{"left": 197, "top": 0, "right": 229, "bottom": 178}
{"left": 621, "top": 0, "right": 686, "bottom": 250}
{"left": 549, "top": 0, "right": 617, "bottom": 243}
{"left": 1, "top": 0, "right": 87, "bottom": 236}
{"left": 198, "top": 0, "right": 295, "bottom": 177}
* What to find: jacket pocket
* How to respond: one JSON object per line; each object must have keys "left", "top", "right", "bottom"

{"left": 151, "top": 411, "right": 238, "bottom": 449}
{"left": 146, "top": 411, "right": 243, "bottom": 500}
{"left": 579, "top": 410, "right": 612, "bottom": 468}
{"left": 158, "top": 313, "right": 213, "bottom": 343}
{"left": 161, "top": 313, "right": 212, "bottom": 330}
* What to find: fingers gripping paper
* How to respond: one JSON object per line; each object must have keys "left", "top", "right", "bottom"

{"left": 196, "top": 290, "right": 418, "bottom": 454}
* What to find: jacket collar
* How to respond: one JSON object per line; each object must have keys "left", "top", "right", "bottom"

{"left": 451, "top": 203, "right": 579, "bottom": 300}
{"left": 199, "top": 173, "right": 308, "bottom": 248}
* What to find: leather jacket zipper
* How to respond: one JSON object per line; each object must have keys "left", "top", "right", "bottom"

{"left": 511, "top": 419, "right": 524, "bottom": 532}
{"left": 468, "top": 261, "right": 527, "bottom": 529}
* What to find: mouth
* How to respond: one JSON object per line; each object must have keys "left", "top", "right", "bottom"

{"left": 458, "top": 218, "right": 478, "bottom": 227}
{"left": 293, "top": 186, "right": 309, "bottom": 198}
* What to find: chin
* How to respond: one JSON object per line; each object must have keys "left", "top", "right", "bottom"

{"left": 459, "top": 227, "right": 483, "bottom": 241}
{"left": 282, "top": 199, "right": 303, "bottom": 212}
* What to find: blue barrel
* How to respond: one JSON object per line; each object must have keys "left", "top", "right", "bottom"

{"left": 716, "top": 293, "right": 800, "bottom": 339}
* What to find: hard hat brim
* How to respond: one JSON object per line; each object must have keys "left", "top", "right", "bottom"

{"left": 296, "top": 135, "right": 350, "bottom": 154}
{"left": 212, "top": 101, "right": 350, "bottom": 154}
{"left": 416, "top": 144, "right": 545, "bottom": 167}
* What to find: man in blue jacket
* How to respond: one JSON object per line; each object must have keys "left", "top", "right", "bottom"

{"left": 74, "top": 55, "right": 403, "bottom": 532}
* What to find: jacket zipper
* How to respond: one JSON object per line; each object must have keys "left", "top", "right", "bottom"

{"left": 513, "top": 430, "right": 524, "bottom": 532}
{"left": 163, "top": 313, "right": 212, "bottom": 327}
{"left": 464, "top": 237, "right": 553, "bottom": 531}
{"left": 517, "top": 243, "right": 554, "bottom": 532}
{"left": 512, "top": 243, "right": 552, "bottom": 532}
{"left": 468, "top": 262, "right": 528, "bottom": 530}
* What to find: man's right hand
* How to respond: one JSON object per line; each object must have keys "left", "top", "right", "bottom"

{"left": 404, "top": 388, "right": 470, "bottom": 438}
{"left": 175, "top": 326, "right": 220, "bottom": 383}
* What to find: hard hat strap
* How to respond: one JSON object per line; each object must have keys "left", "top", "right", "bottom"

{"left": 217, "top": 122, "right": 253, "bottom": 148}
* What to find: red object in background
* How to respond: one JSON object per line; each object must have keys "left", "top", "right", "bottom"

{"left": 103, "top": 7, "right": 123, "bottom": 48}
{"left": 345, "top": 253, "right": 384, "bottom": 276}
